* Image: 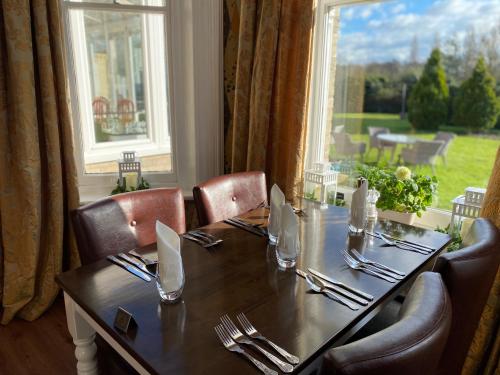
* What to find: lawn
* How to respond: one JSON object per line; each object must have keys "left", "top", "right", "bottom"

{"left": 331, "top": 113, "right": 499, "bottom": 210}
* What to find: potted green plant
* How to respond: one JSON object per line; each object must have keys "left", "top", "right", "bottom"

{"left": 357, "top": 165, "right": 438, "bottom": 225}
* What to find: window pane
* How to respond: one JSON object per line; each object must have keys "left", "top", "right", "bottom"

{"left": 68, "top": 9, "right": 172, "bottom": 174}
{"left": 314, "top": 1, "right": 499, "bottom": 211}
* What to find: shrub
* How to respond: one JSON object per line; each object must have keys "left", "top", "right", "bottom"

{"left": 408, "top": 49, "right": 449, "bottom": 130}
{"left": 357, "top": 164, "right": 438, "bottom": 217}
{"left": 453, "top": 57, "right": 499, "bottom": 132}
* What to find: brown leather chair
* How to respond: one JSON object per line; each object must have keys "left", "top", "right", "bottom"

{"left": 433, "top": 218, "right": 500, "bottom": 375}
{"left": 193, "top": 171, "right": 267, "bottom": 226}
{"left": 72, "top": 188, "right": 185, "bottom": 265}
{"left": 321, "top": 272, "right": 452, "bottom": 375}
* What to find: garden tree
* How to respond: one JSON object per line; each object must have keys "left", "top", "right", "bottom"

{"left": 408, "top": 48, "right": 449, "bottom": 130}
{"left": 453, "top": 57, "right": 499, "bottom": 131}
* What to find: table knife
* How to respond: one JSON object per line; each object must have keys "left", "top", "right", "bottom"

{"left": 374, "top": 231, "right": 437, "bottom": 251}
{"left": 107, "top": 255, "right": 152, "bottom": 282}
{"left": 224, "top": 219, "right": 267, "bottom": 237}
{"left": 296, "top": 269, "right": 368, "bottom": 306}
{"left": 307, "top": 268, "right": 374, "bottom": 301}
{"left": 117, "top": 253, "right": 156, "bottom": 277}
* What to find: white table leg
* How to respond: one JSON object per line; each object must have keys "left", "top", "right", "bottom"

{"left": 64, "top": 292, "right": 98, "bottom": 375}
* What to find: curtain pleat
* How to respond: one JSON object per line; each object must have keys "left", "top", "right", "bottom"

{"left": 0, "top": 0, "right": 80, "bottom": 324}
{"left": 224, "top": 0, "right": 314, "bottom": 202}
{"left": 462, "top": 146, "right": 500, "bottom": 375}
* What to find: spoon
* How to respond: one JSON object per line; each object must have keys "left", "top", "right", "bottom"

{"left": 305, "top": 274, "right": 359, "bottom": 310}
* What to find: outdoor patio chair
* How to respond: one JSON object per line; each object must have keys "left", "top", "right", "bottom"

{"left": 400, "top": 140, "right": 444, "bottom": 175}
{"left": 368, "top": 126, "right": 395, "bottom": 161}
{"left": 332, "top": 132, "right": 366, "bottom": 161}
{"left": 433, "top": 132, "right": 456, "bottom": 166}
{"left": 330, "top": 125, "right": 345, "bottom": 144}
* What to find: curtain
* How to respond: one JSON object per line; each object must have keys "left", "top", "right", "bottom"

{"left": 224, "top": 0, "right": 314, "bottom": 201}
{"left": 462, "top": 145, "right": 500, "bottom": 375}
{"left": 0, "top": 0, "right": 80, "bottom": 324}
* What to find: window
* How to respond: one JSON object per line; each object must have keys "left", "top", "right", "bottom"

{"left": 307, "top": 0, "right": 499, "bottom": 220}
{"left": 62, "top": 0, "right": 223, "bottom": 199}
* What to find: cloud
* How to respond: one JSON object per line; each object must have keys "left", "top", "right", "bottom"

{"left": 336, "top": 0, "right": 500, "bottom": 65}
{"left": 391, "top": 3, "right": 406, "bottom": 14}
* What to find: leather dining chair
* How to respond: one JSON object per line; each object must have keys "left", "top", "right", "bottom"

{"left": 433, "top": 218, "right": 500, "bottom": 375}
{"left": 72, "top": 188, "right": 186, "bottom": 265}
{"left": 193, "top": 171, "right": 267, "bottom": 226}
{"left": 321, "top": 272, "right": 452, "bottom": 375}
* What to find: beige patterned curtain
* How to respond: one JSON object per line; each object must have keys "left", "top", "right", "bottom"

{"left": 0, "top": 0, "right": 80, "bottom": 324}
{"left": 224, "top": 0, "right": 314, "bottom": 201}
{"left": 462, "top": 145, "right": 500, "bottom": 375}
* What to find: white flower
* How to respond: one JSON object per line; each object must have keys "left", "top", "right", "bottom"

{"left": 395, "top": 166, "right": 412, "bottom": 181}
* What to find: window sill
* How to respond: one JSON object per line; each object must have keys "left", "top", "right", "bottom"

{"left": 336, "top": 186, "right": 451, "bottom": 230}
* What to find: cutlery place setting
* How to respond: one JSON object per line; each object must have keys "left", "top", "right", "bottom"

{"left": 296, "top": 268, "right": 374, "bottom": 310}
{"left": 215, "top": 313, "right": 299, "bottom": 374}
{"left": 224, "top": 217, "right": 268, "bottom": 237}
{"left": 342, "top": 248, "right": 406, "bottom": 283}
{"left": 107, "top": 250, "right": 159, "bottom": 282}
{"left": 366, "top": 231, "right": 435, "bottom": 255}
{"left": 183, "top": 229, "right": 223, "bottom": 248}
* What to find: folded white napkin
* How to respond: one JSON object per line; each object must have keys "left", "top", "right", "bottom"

{"left": 156, "top": 220, "right": 184, "bottom": 292}
{"left": 350, "top": 178, "right": 368, "bottom": 230}
{"left": 268, "top": 184, "right": 286, "bottom": 236}
{"left": 278, "top": 204, "right": 300, "bottom": 257}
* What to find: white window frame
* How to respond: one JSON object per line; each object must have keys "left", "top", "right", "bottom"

{"left": 307, "top": 0, "right": 452, "bottom": 228}
{"left": 61, "top": 0, "right": 224, "bottom": 201}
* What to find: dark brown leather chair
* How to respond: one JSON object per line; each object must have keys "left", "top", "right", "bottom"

{"left": 72, "top": 188, "right": 185, "bottom": 265}
{"left": 321, "top": 272, "right": 452, "bottom": 375}
{"left": 193, "top": 171, "right": 267, "bottom": 226}
{"left": 433, "top": 218, "right": 500, "bottom": 375}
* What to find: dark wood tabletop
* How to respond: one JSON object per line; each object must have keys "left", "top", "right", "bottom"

{"left": 56, "top": 200, "right": 451, "bottom": 374}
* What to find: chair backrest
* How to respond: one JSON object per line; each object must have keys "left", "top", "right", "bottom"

{"left": 368, "top": 127, "right": 390, "bottom": 148}
{"left": 333, "top": 125, "right": 345, "bottom": 134}
{"left": 433, "top": 218, "right": 500, "bottom": 375}
{"left": 321, "top": 272, "right": 452, "bottom": 375}
{"left": 92, "top": 96, "right": 109, "bottom": 120}
{"left": 412, "top": 140, "right": 444, "bottom": 163}
{"left": 193, "top": 171, "right": 267, "bottom": 226}
{"left": 333, "top": 132, "right": 354, "bottom": 155}
{"left": 433, "top": 132, "right": 456, "bottom": 156}
{"left": 72, "top": 188, "right": 186, "bottom": 265}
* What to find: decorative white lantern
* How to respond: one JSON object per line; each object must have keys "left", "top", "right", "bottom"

{"left": 304, "top": 162, "right": 339, "bottom": 208}
{"left": 449, "top": 187, "right": 486, "bottom": 234}
{"left": 118, "top": 151, "right": 142, "bottom": 189}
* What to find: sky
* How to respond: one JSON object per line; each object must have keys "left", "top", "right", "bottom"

{"left": 336, "top": 0, "right": 500, "bottom": 65}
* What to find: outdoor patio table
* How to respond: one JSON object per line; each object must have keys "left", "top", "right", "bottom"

{"left": 377, "top": 133, "right": 419, "bottom": 163}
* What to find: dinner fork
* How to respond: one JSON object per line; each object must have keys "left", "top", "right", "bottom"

{"left": 237, "top": 313, "right": 300, "bottom": 365}
{"left": 128, "top": 250, "right": 157, "bottom": 266}
{"left": 220, "top": 315, "right": 294, "bottom": 373}
{"left": 191, "top": 230, "right": 221, "bottom": 242}
{"left": 343, "top": 253, "right": 397, "bottom": 283}
{"left": 182, "top": 234, "right": 219, "bottom": 248}
{"left": 377, "top": 233, "right": 431, "bottom": 255}
{"left": 214, "top": 324, "right": 278, "bottom": 375}
{"left": 187, "top": 231, "right": 223, "bottom": 245}
{"left": 350, "top": 249, "right": 406, "bottom": 277}
{"left": 343, "top": 250, "right": 402, "bottom": 280}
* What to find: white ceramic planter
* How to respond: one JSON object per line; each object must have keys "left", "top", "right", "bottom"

{"left": 377, "top": 209, "right": 417, "bottom": 225}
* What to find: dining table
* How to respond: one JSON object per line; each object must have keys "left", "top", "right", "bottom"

{"left": 377, "top": 133, "right": 419, "bottom": 163}
{"left": 56, "top": 199, "right": 451, "bottom": 375}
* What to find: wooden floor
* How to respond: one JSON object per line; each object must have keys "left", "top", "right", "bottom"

{"left": 0, "top": 296, "right": 77, "bottom": 375}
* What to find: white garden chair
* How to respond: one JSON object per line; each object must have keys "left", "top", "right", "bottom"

{"left": 400, "top": 140, "right": 444, "bottom": 175}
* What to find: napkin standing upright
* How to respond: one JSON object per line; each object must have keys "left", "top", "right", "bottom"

{"left": 268, "top": 184, "right": 286, "bottom": 244}
{"left": 156, "top": 220, "right": 185, "bottom": 302}
{"left": 276, "top": 203, "right": 300, "bottom": 268}
{"left": 349, "top": 178, "right": 368, "bottom": 233}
